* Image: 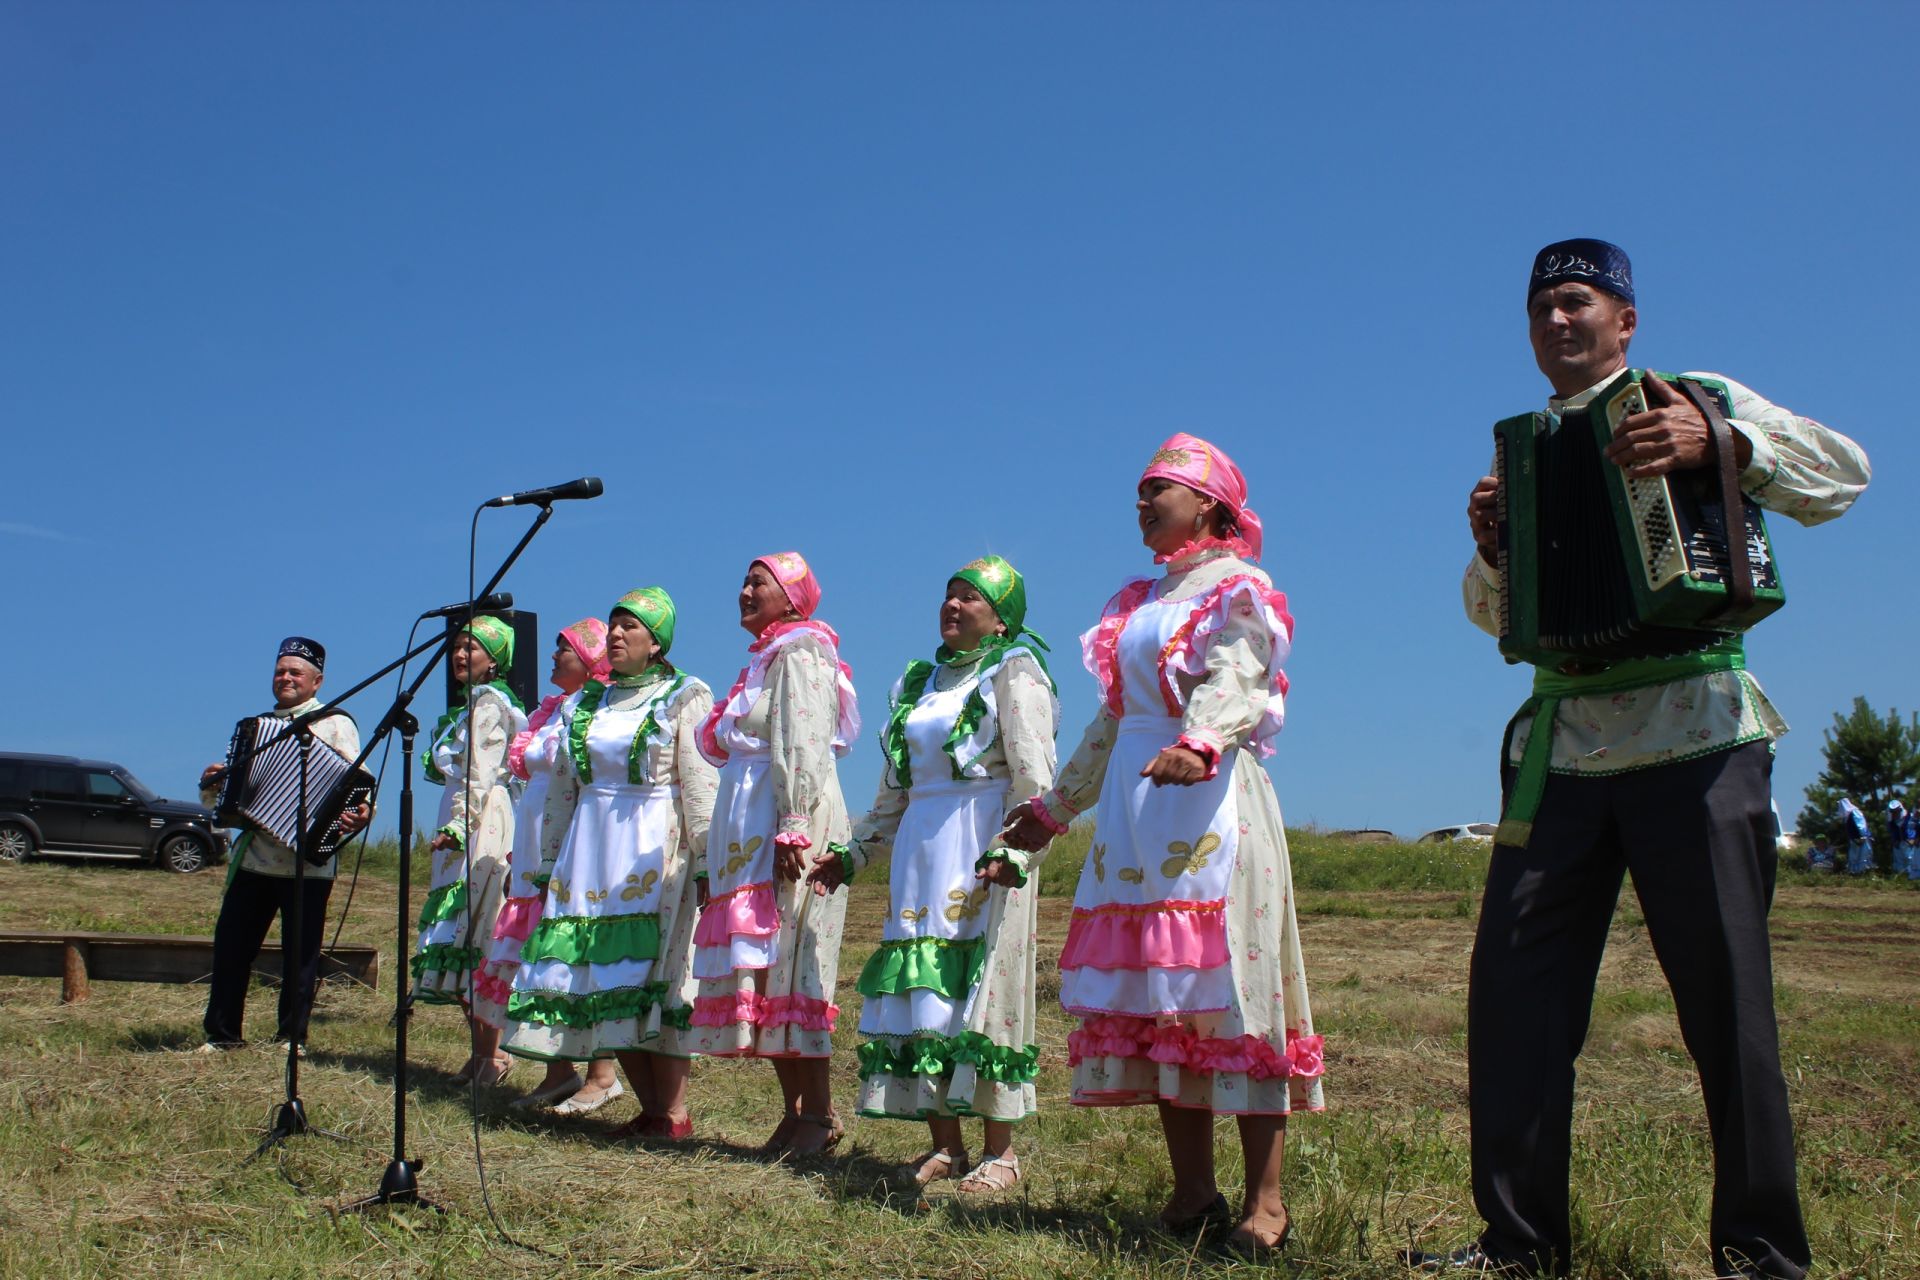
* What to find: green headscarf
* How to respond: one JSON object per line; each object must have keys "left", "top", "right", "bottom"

{"left": 613, "top": 586, "right": 676, "bottom": 656}
{"left": 459, "top": 615, "right": 515, "bottom": 676}
{"left": 952, "top": 555, "right": 1029, "bottom": 637}
{"left": 880, "top": 556, "right": 1053, "bottom": 790}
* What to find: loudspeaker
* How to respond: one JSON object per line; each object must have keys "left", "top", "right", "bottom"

{"left": 443, "top": 610, "right": 541, "bottom": 714}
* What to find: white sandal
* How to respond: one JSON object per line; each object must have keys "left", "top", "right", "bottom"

{"left": 956, "top": 1153, "right": 1021, "bottom": 1194}
{"left": 904, "top": 1149, "right": 969, "bottom": 1186}
{"left": 551, "top": 1079, "right": 625, "bottom": 1116}
{"left": 510, "top": 1073, "right": 584, "bottom": 1111}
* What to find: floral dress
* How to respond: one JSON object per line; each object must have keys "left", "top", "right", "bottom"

{"left": 503, "top": 670, "right": 717, "bottom": 1061}
{"left": 474, "top": 693, "right": 572, "bottom": 1027}
{"left": 1032, "top": 540, "right": 1325, "bottom": 1115}
{"left": 849, "top": 642, "right": 1057, "bottom": 1122}
{"left": 688, "top": 621, "right": 859, "bottom": 1058}
{"left": 413, "top": 683, "right": 527, "bottom": 1007}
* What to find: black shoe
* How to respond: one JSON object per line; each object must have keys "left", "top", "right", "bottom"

{"left": 1402, "top": 1244, "right": 1536, "bottom": 1276}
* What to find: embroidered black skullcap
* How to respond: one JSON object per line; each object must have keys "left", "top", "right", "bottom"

{"left": 278, "top": 636, "right": 326, "bottom": 671}
{"left": 1528, "top": 238, "right": 1634, "bottom": 305}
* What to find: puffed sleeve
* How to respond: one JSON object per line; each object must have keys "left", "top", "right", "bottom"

{"left": 1175, "top": 585, "right": 1282, "bottom": 779}
{"left": 437, "top": 694, "right": 510, "bottom": 850}
{"left": 980, "top": 651, "right": 1059, "bottom": 883}
{"left": 534, "top": 692, "right": 584, "bottom": 881}
{"left": 673, "top": 684, "right": 719, "bottom": 872}
{"left": 767, "top": 638, "right": 838, "bottom": 852}
{"left": 1697, "top": 373, "right": 1871, "bottom": 527}
{"left": 1032, "top": 710, "right": 1116, "bottom": 834}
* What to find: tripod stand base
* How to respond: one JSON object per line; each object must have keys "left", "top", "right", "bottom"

{"left": 340, "top": 1159, "right": 441, "bottom": 1213}
{"left": 249, "top": 1098, "right": 350, "bottom": 1161}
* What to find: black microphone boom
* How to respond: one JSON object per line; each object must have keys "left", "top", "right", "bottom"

{"left": 482, "top": 476, "right": 604, "bottom": 508}
{"left": 419, "top": 592, "right": 514, "bottom": 619}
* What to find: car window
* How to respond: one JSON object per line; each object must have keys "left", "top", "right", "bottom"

{"left": 87, "top": 772, "right": 128, "bottom": 799}
{"left": 29, "top": 766, "right": 84, "bottom": 801}
{"left": 0, "top": 761, "right": 21, "bottom": 795}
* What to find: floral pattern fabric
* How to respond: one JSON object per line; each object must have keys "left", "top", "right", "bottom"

{"left": 1037, "top": 546, "right": 1324, "bottom": 1116}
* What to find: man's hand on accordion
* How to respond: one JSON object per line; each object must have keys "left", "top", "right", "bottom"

{"left": 1605, "top": 372, "right": 1752, "bottom": 479}
{"left": 337, "top": 803, "right": 372, "bottom": 837}
{"left": 1468, "top": 475, "right": 1500, "bottom": 566}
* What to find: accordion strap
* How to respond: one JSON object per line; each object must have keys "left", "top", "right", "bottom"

{"left": 1675, "top": 378, "right": 1754, "bottom": 617}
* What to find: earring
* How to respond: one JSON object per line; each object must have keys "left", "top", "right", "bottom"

{"left": 1193, "top": 514, "right": 1205, "bottom": 532}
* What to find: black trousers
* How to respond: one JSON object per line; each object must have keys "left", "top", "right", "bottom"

{"left": 1469, "top": 741, "right": 1809, "bottom": 1279}
{"left": 203, "top": 867, "right": 335, "bottom": 1047}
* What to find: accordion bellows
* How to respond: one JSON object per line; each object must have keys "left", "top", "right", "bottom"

{"left": 214, "top": 716, "right": 374, "bottom": 863}
{"left": 1494, "top": 369, "right": 1784, "bottom": 668}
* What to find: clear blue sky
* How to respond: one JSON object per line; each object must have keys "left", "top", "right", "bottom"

{"left": 3, "top": 2, "right": 1913, "bottom": 839}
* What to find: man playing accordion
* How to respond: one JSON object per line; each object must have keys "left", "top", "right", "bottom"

{"left": 1414, "top": 242, "right": 1871, "bottom": 1278}
{"left": 197, "top": 636, "right": 371, "bottom": 1052}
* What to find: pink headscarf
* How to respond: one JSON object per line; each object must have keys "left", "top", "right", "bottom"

{"left": 1138, "top": 432, "right": 1264, "bottom": 560}
{"left": 558, "top": 617, "right": 612, "bottom": 682}
{"left": 752, "top": 550, "right": 822, "bottom": 619}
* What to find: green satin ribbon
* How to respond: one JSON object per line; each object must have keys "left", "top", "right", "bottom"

{"left": 422, "top": 680, "right": 525, "bottom": 784}
{"left": 568, "top": 670, "right": 685, "bottom": 785}
{"left": 879, "top": 637, "right": 1054, "bottom": 791}
{"left": 1497, "top": 639, "right": 1746, "bottom": 847}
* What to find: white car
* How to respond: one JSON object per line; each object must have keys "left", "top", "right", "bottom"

{"left": 1418, "top": 823, "right": 1497, "bottom": 844}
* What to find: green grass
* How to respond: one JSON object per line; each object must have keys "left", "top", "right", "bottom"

{"left": 0, "top": 841, "right": 1916, "bottom": 1278}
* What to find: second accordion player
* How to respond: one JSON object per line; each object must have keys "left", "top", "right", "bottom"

{"left": 1493, "top": 367, "right": 1784, "bottom": 668}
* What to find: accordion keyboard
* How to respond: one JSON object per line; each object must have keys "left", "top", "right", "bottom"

{"left": 1606, "top": 384, "right": 1688, "bottom": 593}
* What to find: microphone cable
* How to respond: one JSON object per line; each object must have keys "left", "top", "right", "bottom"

{"left": 325, "top": 615, "right": 419, "bottom": 956}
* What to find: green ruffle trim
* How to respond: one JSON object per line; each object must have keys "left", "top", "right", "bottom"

{"left": 879, "top": 639, "right": 1055, "bottom": 791}
{"left": 974, "top": 847, "right": 1030, "bottom": 889}
{"left": 416, "top": 880, "right": 468, "bottom": 929}
{"left": 410, "top": 942, "right": 482, "bottom": 980}
{"left": 519, "top": 912, "right": 661, "bottom": 966}
{"left": 855, "top": 935, "right": 985, "bottom": 999}
{"left": 832, "top": 841, "right": 855, "bottom": 886}
{"left": 857, "top": 1031, "right": 1040, "bottom": 1085}
{"left": 504, "top": 982, "right": 692, "bottom": 1030}
{"left": 423, "top": 681, "right": 525, "bottom": 784}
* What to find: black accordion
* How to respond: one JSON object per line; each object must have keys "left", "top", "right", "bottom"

{"left": 1494, "top": 368, "right": 1785, "bottom": 667}
{"left": 213, "top": 715, "right": 375, "bottom": 863}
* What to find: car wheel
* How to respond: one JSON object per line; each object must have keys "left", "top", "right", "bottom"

{"left": 160, "top": 834, "right": 210, "bottom": 874}
{"left": 0, "top": 823, "right": 33, "bottom": 863}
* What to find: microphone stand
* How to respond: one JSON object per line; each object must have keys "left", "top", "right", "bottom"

{"left": 247, "top": 724, "right": 350, "bottom": 1161}
{"left": 338, "top": 502, "right": 556, "bottom": 1213}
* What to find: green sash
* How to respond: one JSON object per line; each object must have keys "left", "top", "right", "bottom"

{"left": 1496, "top": 639, "right": 1745, "bottom": 847}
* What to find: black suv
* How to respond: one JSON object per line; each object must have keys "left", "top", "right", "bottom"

{"left": 0, "top": 752, "right": 228, "bottom": 873}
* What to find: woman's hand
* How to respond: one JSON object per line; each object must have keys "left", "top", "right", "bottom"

{"left": 695, "top": 876, "right": 710, "bottom": 909}
{"left": 1141, "top": 745, "right": 1208, "bottom": 787}
{"left": 999, "top": 800, "right": 1055, "bottom": 853}
{"left": 775, "top": 841, "right": 809, "bottom": 883}
{"left": 976, "top": 857, "right": 1023, "bottom": 888}
{"left": 428, "top": 831, "right": 457, "bottom": 853}
{"left": 805, "top": 852, "right": 844, "bottom": 897}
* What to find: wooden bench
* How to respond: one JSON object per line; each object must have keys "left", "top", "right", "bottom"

{"left": 0, "top": 931, "right": 380, "bottom": 1003}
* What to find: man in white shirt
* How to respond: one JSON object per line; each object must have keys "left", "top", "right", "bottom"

{"left": 1414, "top": 241, "right": 1869, "bottom": 1279}
{"left": 199, "top": 637, "right": 371, "bottom": 1051}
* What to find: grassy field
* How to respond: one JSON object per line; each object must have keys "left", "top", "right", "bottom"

{"left": 0, "top": 834, "right": 1915, "bottom": 1279}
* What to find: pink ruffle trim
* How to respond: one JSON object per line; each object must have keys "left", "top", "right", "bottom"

{"left": 689, "top": 990, "right": 838, "bottom": 1031}
{"left": 491, "top": 895, "right": 544, "bottom": 943}
{"left": 508, "top": 695, "right": 567, "bottom": 780}
{"left": 1083, "top": 579, "right": 1157, "bottom": 719}
{"left": 1152, "top": 534, "right": 1256, "bottom": 566}
{"left": 1030, "top": 796, "right": 1071, "bottom": 835}
{"left": 692, "top": 881, "right": 779, "bottom": 946}
{"left": 1067, "top": 1014, "right": 1325, "bottom": 1081}
{"left": 472, "top": 970, "right": 515, "bottom": 1006}
{"left": 696, "top": 619, "right": 859, "bottom": 766}
{"left": 774, "top": 825, "right": 811, "bottom": 851}
{"left": 1175, "top": 733, "right": 1223, "bottom": 781}
{"left": 1059, "top": 900, "right": 1230, "bottom": 971}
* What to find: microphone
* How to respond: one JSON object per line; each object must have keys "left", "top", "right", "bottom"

{"left": 482, "top": 476, "right": 604, "bottom": 508}
{"left": 420, "top": 592, "right": 514, "bottom": 619}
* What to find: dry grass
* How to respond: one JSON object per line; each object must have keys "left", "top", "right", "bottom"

{"left": 0, "top": 846, "right": 1916, "bottom": 1279}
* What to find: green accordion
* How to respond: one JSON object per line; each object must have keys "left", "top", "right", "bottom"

{"left": 1494, "top": 368, "right": 1785, "bottom": 667}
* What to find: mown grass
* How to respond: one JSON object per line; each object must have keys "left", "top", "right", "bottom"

{"left": 0, "top": 836, "right": 1916, "bottom": 1278}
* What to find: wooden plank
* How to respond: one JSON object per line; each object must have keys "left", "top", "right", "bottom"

{"left": 0, "top": 932, "right": 379, "bottom": 990}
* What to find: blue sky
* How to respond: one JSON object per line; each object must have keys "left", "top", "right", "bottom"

{"left": 3, "top": 2, "right": 1913, "bottom": 839}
